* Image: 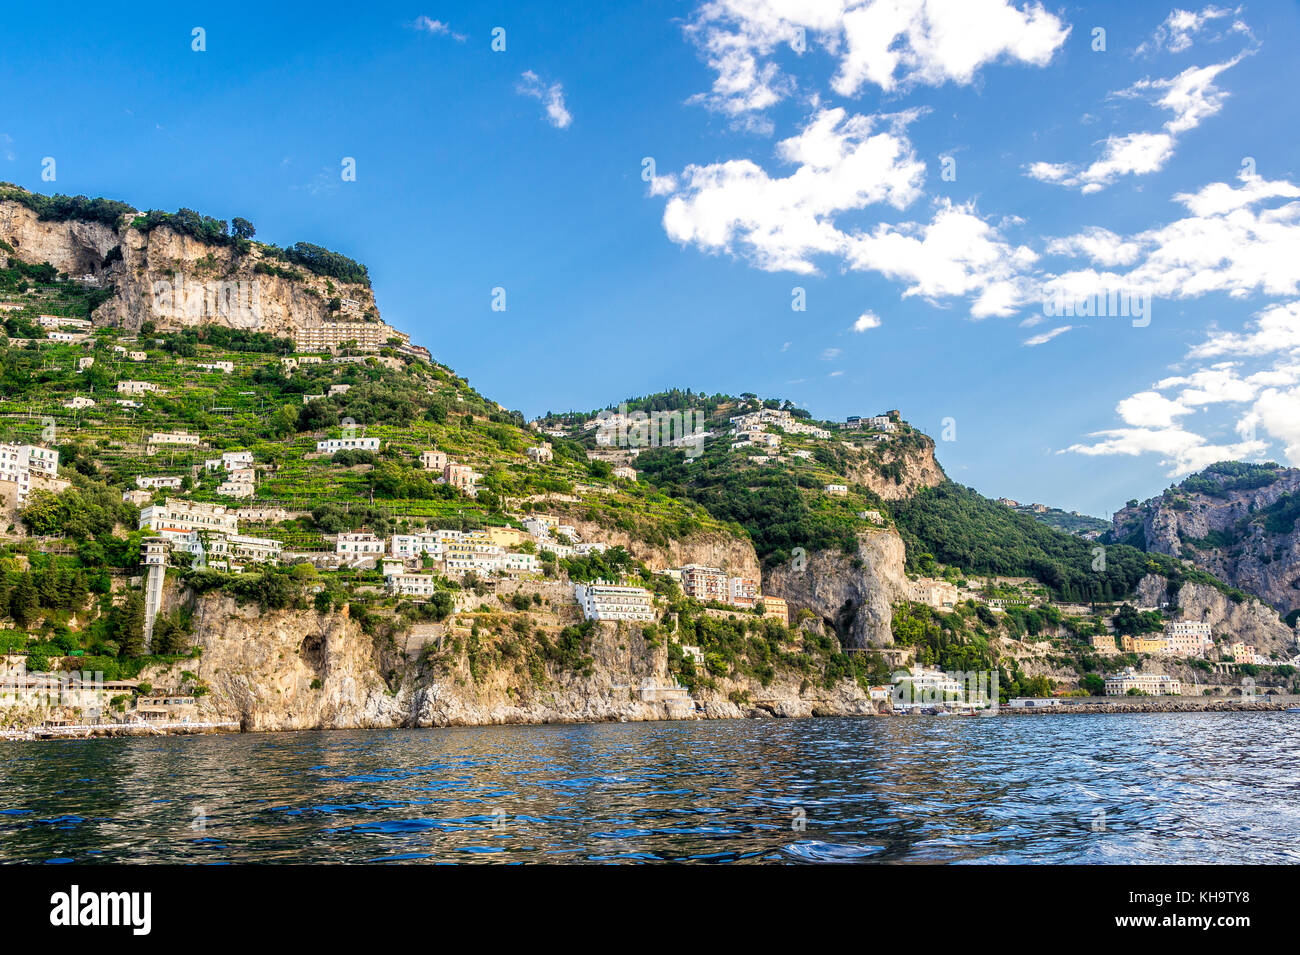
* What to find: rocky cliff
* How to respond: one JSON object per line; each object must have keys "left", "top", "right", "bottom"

{"left": 1111, "top": 464, "right": 1300, "bottom": 618}
{"left": 763, "top": 526, "right": 909, "bottom": 648}
{"left": 1133, "top": 574, "right": 1297, "bottom": 657}
{"left": 0, "top": 198, "right": 375, "bottom": 335}
{"left": 844, "top": 432, "right": 946, "bottom": 501}
{"left": 143, "top": 586, "right": 878, "bottom": 731}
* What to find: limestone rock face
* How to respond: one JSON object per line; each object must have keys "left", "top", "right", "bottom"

{"left": 146, "top": 590, "right": 881, "bottom": 732}
{"left": 1135, "top": 574, "right": 1298, "bottom": 657}
{"left": 764, "top": 527, "right": 909, "bottom": 648}
{"left": 0, "top": 199, "right": 376, "bottom": 336}
{"left": 1112, "top": 468, "right": 1300, "bottom": 617}
{"left": 843, "top": 434, "right": 946, "bottom": 501}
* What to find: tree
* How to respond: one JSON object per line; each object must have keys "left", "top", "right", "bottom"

{"left": 231, "top": 217, "right": 255, "bottom": 240}
{"left": 118, "top": 591, "right": 146, "bottom": 657}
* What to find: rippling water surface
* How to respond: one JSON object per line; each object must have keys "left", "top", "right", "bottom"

{"left": 2, "top": 714, "right": 1297, "bottom": 863}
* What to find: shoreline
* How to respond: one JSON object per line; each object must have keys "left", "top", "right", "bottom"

{"left": 5, "top": 697, "right": 1296, "bottom": 740}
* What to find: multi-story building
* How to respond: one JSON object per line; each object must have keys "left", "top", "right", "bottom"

{"left": 681, "top": 565, "right": 729, "bottom": 603}
{"left": 335, "top": 533, "right": 385, "bottom": 557}
{"left": 759, "top": 595, "right": 788, "bottom": 625}
{"left": 225, "top": 534, "right": 283, "bottom": 565}
{"left": 387, "top": 573, "right": 440, "bottom": 598}
{"left": 293, "top": 321, "right": 408, "bottom": 353}
{"left": 136, "top": 475, "right": 183, "bottom": 490}
{"left": 501, "top": 552, "right": 541, "bottom": 574}
{"left": 729, "top": 576, "right": 759, "bottom": 608}
{"left": 317, "top": 437, "right": 381, "bottom": 455}
{"left": 526, "top": 443, "right": 553, "bottom": 463}
{"left": 0, "top": 443, "right": 60, "bottom": 505}
{"left": 419, "top": 450, "right": 448, "bottom": 472}
{"left": 64, "top": 396, "right": 96, "bottom": 409}
{"left": 1120, "top": 634, "right": 1167, "bottom": 654}
{"left": 205, "top": 451, "right": 254, "bottom": 471}
{"left": 825, "top": 483, "right": 848, "bottom": 496}
{"left": 119, "top": 380, "right": 162, "bottom": 395}
{"left": 139, "top": 498, "right": 239, "bottom": 537}
{"left": 443, "top": 463, "right": 481, "bottom": 496}
{"left": 612, "top": 465, "right": 637, "bottom": 481}
{"left": 444, "top": 534, "right": 505, "bottom": 573}
{"left": 1105, "top": 667, "right": 1181, "bottom": 696}
{"left": 1090, "top": 633, "right": 1117, "bottom": 653}
{"left": 1164, "top": 621, "right": 1213, "bottom": 656}
{"left": 909, "top": 578, "right": 960, "bottom": 610}
{"left": 391, "top": 533, "right": 446, "bottom": 560}
{"left": 217, "top": 468, "right": 256, "bottom": 498}
{"left": 574, "top": 582, "right": 655, "bottom": 622}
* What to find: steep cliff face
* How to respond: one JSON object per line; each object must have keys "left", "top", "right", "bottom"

{"left": 844, "top": 433, "right": 946, "bottom": 501}
{"left": 144, "top": 586, "right": 877, "bottom": 730}
{"left": 763, "top": 527, "right": 908, "bottom": 648}
{"left": 0, "top": 199, "right": 375, "bottom": 335}
{"left": 558, "top": 513, "right": 761, "bottom": 579}
{"left": 1112, "top": 466, "right": 1300, "bottom": 617}
{"left": 1134, "top": 575, "right": 1297, "bottom": 657}
{"left": 0, "top": 201, "right": 119, "bottom": 274}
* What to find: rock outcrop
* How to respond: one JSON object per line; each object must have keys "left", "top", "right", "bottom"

{"left": 0, "top": 198, "right": 375, "bottom": 336}
{"left": 144, "top": 589, "right": 879, "bottom": 731}
{"left": 1110, "top": 465, "right": 1300, "bottom": 618}
{"left": 1134, "top": 574, "right": 1297, "bottom": 657}
{"left": 763, "top": 527, "right": 909, "bottom": 648}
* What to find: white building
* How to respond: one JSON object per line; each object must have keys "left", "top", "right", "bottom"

{"left": 63, "top": 396, "right": 96, "bottom": 410}
{"left": 195, "top": 361, "right": 234, "bottom": 374}
{"left": 825, "top": 483, "right": 848, "bottom": 496}
{"left": 391, "top": 533, "right": 446, "bottom": 560}
{"left": 527, "top": 443, "right": 554, "bottom": 463}
{"left": 205, "top": 451, "right": 254, "bottom": 472}
{"left": 387, "top": 573, "right": 441, "bottom": 598}
{"left": 139, "top": 498, "right": 238, "bottom": 537}
{"left": 118, "top": 380, "right": 161, "bottom": 395}
{"left": 574, "top": 582, "right": 655, "bottom": 622}
{"left": 0, "top": 443, "right": 59, "bottom": 505}
{"left": 148, "top": 431, "right": 201, "bottom": 447}
{"left": 335, "top": 533, "right": 385, "bottom": 557}
{"left": 317, "top": 437, "right": 381, "bottom": 455}
{"left": 136, "top": 475, "right": 183, "bottom": 490}
{"left": 1105, "top": 667, "right": 1181, "bottom": 696}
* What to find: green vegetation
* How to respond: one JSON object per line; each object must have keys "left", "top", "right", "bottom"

{"left": 893, "top": 481, "right": 1248, "bottom": 603}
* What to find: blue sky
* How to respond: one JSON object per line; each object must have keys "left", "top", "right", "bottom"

{"left": 3, "top": 1, "right": 1300, "bottom": 518}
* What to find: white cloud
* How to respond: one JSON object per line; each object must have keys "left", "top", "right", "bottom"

{"left": 517, "top": 71, "right": 572, "bottom": 129}
{"left": 0, "top": 133, "right": 13, "bottom": 162}
{"left": 413, "top": 16, "right": 467, "bottom": 42}
{"left": 684, "top": 0, "right": 1070, "bottom": 118}
{"left": 1189, "top": 300, "right": 1300, "bottom": 358}
{"left": 659, "top": 107, "right": 925, "bottom": 273}
{"left": 1137, "top": 5, "right": 1249, "bottom": 56}
{"left": 1048, "top": 174, "right": 1300, "bottom": 303}
{"left": 843, "top": 199, "right": 1038, "bottom": 317}
{"left": 1027, "top": 56, "right": 1244, "bottom": 193}
{"left": 1023, "top": 325, "right": 1073, "bottom": 346}
{"left": 851, "top": 310, "right": 881, "bottom": 331}
{"left": 1045, "top": 227, "right": 1143, "bottom": 267}
{"left": 1116, "top": 390, "right": 1192, "bottom": 427}
{"left": 1062, "top": 426, "right": 1266, "bottom": 476}
{"left": 822, "top": 347, "right": 842, "bottom": 360}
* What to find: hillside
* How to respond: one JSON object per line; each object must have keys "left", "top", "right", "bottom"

{"left": 1, "top": 187, "right": 1295, "bottom": 732}
{"left": 1004, "top": 501, "right": 1110, "bottom": 540}
{"left": 1108, "top": 462, "right": 1300, "bottom": 624}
